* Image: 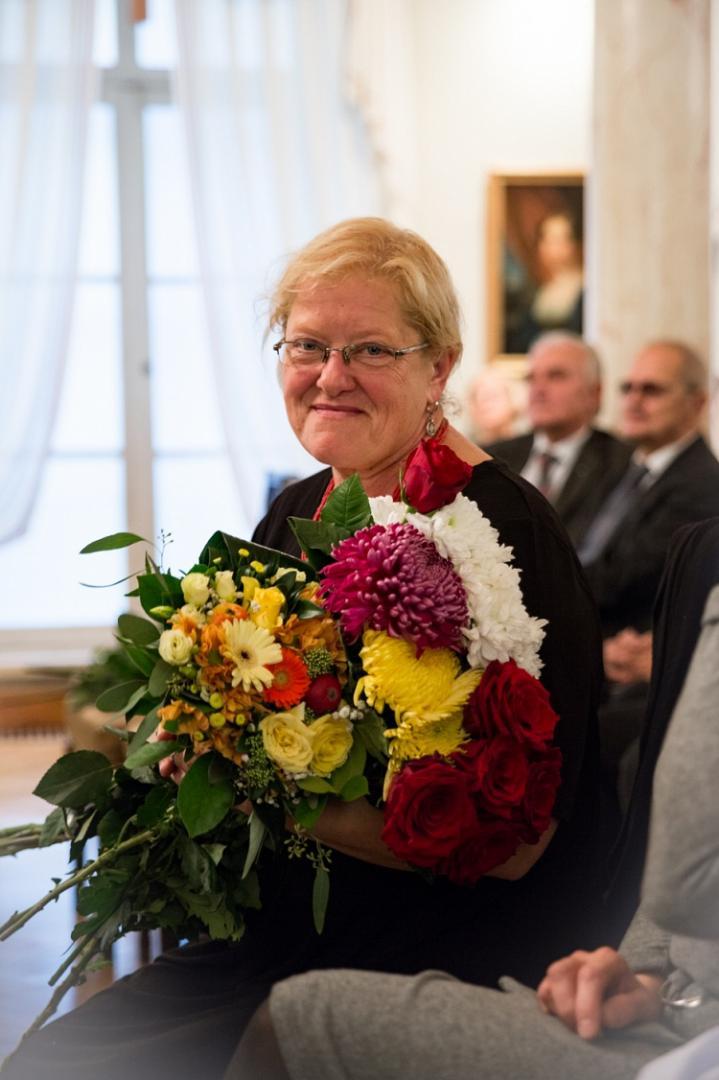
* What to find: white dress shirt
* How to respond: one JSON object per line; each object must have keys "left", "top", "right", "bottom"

{"left": 521, "top": 427, "right": 592, "bottom": 502}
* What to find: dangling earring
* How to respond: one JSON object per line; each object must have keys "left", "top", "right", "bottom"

{"left": 425, "top": 401, "right": 440, "bottom": 438}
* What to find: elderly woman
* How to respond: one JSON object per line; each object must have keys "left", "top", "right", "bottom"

{"left": 2, "top": 219, "right": 601, "bottom": 1080}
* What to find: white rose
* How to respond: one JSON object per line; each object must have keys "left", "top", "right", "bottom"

{"left": 181, "top": 572, "right": 211, "bottom": 608}
{"left": 158, "top": 629, "right": 195, "bottom": 666}
{"left": 214, "top": 570, "right": 238, "bottom": 602}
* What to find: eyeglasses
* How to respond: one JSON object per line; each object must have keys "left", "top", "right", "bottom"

{"left": 273, "top": 338, "right": 429, "bottom": 369}
{"left": 619, "top": 380, "right": 673, "bottom": 398}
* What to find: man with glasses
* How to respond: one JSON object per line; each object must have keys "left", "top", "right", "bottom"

{"left": 577, "top": 340, "right": 719, "bottom": 812}
{"left": 487, "top": 332, "right": 631, "bottom": 547}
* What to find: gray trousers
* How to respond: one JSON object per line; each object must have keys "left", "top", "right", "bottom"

{"left": 270, "top": 969, "right": 683, "bottom": 1080}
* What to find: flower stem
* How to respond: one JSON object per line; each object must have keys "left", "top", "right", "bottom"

{"left": 0, "top": 828, "right": 156, "bottom": 941}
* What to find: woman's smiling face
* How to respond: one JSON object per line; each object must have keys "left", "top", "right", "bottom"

{"left": 281, "top": 277, "right": 452, "bottom": 492}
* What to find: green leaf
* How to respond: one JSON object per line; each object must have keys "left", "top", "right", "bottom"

{"left": 202, "top": 843, "right": 226, "bottom": 867}
{"left": 312, "top": 865, "right": 330, "bottom": 934}
{"left": 39, "top": 806, "right": 69, "bottom": 846}
{"left": 354, "top": 710, "right": 388, "bottom": 762}
{"left": 242, "top": 812, "right": 267, "bottom": 879}
{"left": 33, "top": 751, "right": 114, "bottom": 809}
{"left": 120, "top": 643, "right": 156, "bottom": 678}
{"left": 128, "top": 705, "right": 162, "bottom": 753}
{"left": 320, "top": 474, "right": 371, "bottom": 533}
{"left": 148, "top": 659, "right": 174, "bottom": 698}
{"left": 76, "top": 873, "right": 129, "bottom": 920}
{"left": 177, "top": 834, "right": 215, "bottom": 893}
{"left": 177, "top": 753, "right": 234, "bottom": 838}
{"left": 288, "top": 517, "right": 346, "bottom": 559}
{"left": 136, "top": 784, "right": 174, "bottom": 828}
{"left": 97, "top": 808, "right": 126, "bottom": 846}
{"left": 80, "top": 532, "right": 148, "bottom": 554}
{"left": 293, "top": 599, "right": 326, "bottom": 620}
{"left": 117, "top": 613, "right": 160, "bottom": 645}
{"left": 124, "top": 739, "right": 183, "bottom": 770}
{"left": 292, "top": 795, "right": 327, "bottom": 832}
{"left": 95, "top": 679, "right": 147, "bottom": 714}
{"left": 339, "top": 775, "right": 369, "bottom": 801}
{"left": 170, "top": 885, "right": 244, "bottom": 940}
{"left": 328, "top": 739, "right": 366, "bottom": 795}
{"left": 137, "top": 572, "right": 183, "bottom": 620}
{"left": 295, "top": 776, "right": 334, "bottom": 794}
{"left": 198, "top": 531, "right": 311, "bottom": 580}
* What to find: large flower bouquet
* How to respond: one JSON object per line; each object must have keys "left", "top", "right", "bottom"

{"left": 1, "top": 439, "right": 561, "bottom": 1045}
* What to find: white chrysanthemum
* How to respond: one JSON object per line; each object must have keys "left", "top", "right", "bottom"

{"left": 222, "top": 619, "right": 282, "bottom": 691}
{"left": 369, "top": 493, "right": 546, "bottom": 676}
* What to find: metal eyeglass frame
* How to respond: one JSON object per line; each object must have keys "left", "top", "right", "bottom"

{"left": 272, "top": 339, "right": 430, "bottom": 366}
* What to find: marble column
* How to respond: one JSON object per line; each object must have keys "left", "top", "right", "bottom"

{"left": 589, "top": 0, "right": 710, "bottom": 427}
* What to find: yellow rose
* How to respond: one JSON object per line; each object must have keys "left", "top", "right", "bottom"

{"left": 181, "top": 572, "right": 211, "bottom": 608}
{"left": 249, "top": 586, "right": 285, "bottom": 630}
{"left": 260, "top": 711, "right": 313, "bottom": 776}
{"left": 158, "top": 628, "right": 194, "bottom": 666}
{"left": 308, "top": 714, "right": 353, "bottom": 777}
{"left": 214, "top": 570, "right": 238, "bottom": 603}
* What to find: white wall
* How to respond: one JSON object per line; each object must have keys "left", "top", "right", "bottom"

{"left": 395, "top": 0, "right": 594, "bottom": 415}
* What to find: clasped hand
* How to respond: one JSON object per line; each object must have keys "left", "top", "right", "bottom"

{"left": 536, "top": 948, "right": 663, "bottom": 1040}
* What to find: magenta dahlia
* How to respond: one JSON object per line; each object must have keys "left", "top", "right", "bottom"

{"left": 319, "top": 522, "right": 469, "bottom": 652}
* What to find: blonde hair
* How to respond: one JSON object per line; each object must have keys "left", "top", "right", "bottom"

{"left": 268, "top": 217, "right": 463, "bottom": 362}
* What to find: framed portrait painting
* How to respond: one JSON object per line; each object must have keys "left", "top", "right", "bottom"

{"left": 486, "top": 172, "right": 585, "bottom": 360}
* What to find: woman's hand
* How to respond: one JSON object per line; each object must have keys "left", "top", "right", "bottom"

{"left": 153, "top": 727, "right": 192, "bottom": 784}
{"left": 603, "top": 630, "right": 653, "bottom": 685}
{"left": 536, "top": 947, "right": 663, "bottom": 1039}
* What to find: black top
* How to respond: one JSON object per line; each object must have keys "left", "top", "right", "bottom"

{"left": 6, "top": 460, "right": 603, "bottom": 1080}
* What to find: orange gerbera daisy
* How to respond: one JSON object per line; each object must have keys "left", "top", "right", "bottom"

{"left": 209, "top": 603, "right": 247, "bottom": 626}
{"left": 263, "top": 648, "right": 311, "bottom": 709}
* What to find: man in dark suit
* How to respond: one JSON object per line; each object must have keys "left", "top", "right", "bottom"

{"left": 487, "top": 332, "right": 631, "bottom": 547}
{"left": 577, "top": 339, "right": 719, "bottom": 810}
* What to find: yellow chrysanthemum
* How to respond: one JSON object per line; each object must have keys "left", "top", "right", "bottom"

{"left": 355, "top": 630, "right": 481, "bottom": 724}
{"left": 386, "top": 711, "right": 468, "bottom": 763}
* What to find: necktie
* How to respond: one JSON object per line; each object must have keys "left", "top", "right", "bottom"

{"left": 535, "top": 451, "right": 558, "bottom": 499}
{"left": 577, "top": 461, "right": 650, "bottom": 566}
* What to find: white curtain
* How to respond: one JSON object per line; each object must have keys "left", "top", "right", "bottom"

{"left": 173, "top": 0, "right": 381, "bottom": 530}
{"left": 0, "top": 0, "right": 96, "bottom": 543}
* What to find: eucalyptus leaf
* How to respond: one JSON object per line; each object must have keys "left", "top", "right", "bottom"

{"left": 117, "top": 613, "right": 161, "bottom": 645}
{"left": 177, "top": 754, "right": 234, "bottom": 838}
{"left": 128, "top": 705, "right": 162, "bottom": 753}
{"left": 138, "top": 572, "right": 183, "bottom": 620}
{"left": 320, "top": 474, "right": 371, "bottom": 533}
{"left": 33, "top": 751, "right": 114, "bottom": 809}
{"left": 242, "top": 812, "right": 267, "bottom": 879}
{"left": 80, "top": 532, "right": 148, "bottom": 554}
{"left": 124, "top": 740, "right": 183, "bottom": 770}
{"left": 120, "top": 643, "right": 156, "bottom": 678}
{"left": 148, "top": 659, "right": 174, "bottom": 698}
{"left": 312, "top": 865, "right": 330, "bottom": 934}
{"left": 95, "top": 679, "right": 147, "bottom": 715}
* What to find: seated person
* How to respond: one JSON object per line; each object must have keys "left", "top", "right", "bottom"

{"left": 577, "top": 342, "right": 719, "bottom": 807}
{"left": 226, "top": 524, "right": 719, "bottom": 1079}
{"left": 486, "top": 332, "right": 631, "bottom": 547}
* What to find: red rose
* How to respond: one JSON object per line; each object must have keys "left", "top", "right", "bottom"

{"left": 522, "top": 747, "right": 563, "bottom": 837}
{"left": 457, "top": 736, "right": 529, "bottom": 818}
{"left": 382, "top": 757, "right": 476, "bottom": 867}
{"left": 402, "top": 438, "right": 472, "bottom": 513}
{"left": 464, "top": 660, "right": 559, "bottom": 750}
{"left": 437, "top": 819, "right": 521, "bottom": 885}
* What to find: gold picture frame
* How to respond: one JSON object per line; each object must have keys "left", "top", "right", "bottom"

{"left": 486, "top": 172, "right": 585, "bottom": 362}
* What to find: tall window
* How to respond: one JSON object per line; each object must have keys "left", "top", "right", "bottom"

{"left": 2, "top": 0, "right": 346, "bottom": 665}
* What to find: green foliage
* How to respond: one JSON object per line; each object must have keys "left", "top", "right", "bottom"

{"left": 117, "top": 613, "right": 161, "bottom": 645}
{"left": 95, "top": 679, "right": 148, "bottom": 715}
{"left": 320, "top": 474, "right": 372, "bottom": 533}
{"left": 80, "top": 532, "right": 148, "bottom": 554}
{"left": 33, "top": 751, "right": 114, "bottom": 810}
{"left": 176, "top": 753, "right": 234, "bottom": 838}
